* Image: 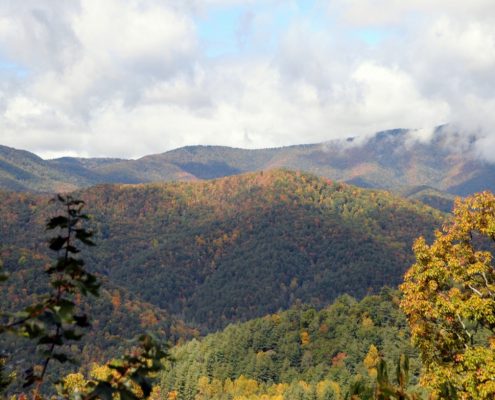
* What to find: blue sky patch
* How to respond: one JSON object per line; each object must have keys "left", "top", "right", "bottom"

{"left": 0, "top": 56, "right": 29, "bottom": 79}
{"left": 354, "top": 28, "right": 393, "bottom": 45}
{"left": 195, "top": 1, "right": 325, "bottom": 58}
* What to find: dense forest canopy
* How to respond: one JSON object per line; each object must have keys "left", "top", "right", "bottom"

{"left": 0, "top": 170, "right": 444, "bottom": 332}
{"left": 4, "top": 171, "right": 494, "bottom": 399}
{"left": 159, "top": 290, "right": 421, "bottom": 400}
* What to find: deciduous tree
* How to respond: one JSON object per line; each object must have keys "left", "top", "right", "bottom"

{"left": 401, "top": 192, "right": 495, "bottom": 399}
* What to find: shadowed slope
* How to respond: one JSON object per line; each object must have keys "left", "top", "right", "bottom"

{"left": 0, "top": 170, "right": 444, "bottom": 331}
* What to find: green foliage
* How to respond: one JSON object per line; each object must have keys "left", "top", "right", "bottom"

{"left": 0, "top": 355, "right": 14, "bottom": 394}
{"left": 0, "top": 260, "right": 8, "bottom": 283}
{"left": 373, "top": 355, "right": 422, "bottom": 399}
{"left": 401, "top": 191, "right": 495, "bottom": 399}
{"left": 160, "top": 291, "right": 421, "bottom": 400}
{"left": 1, "top": 195, "right": 100, "bottom": 394}
{"left": 57, "top": 334, "right": 167, "bottom": 400}
{"left": 345, "top": 355, "right": 426, "bottom": 400}
{"left": 401, "top": 186, "right": 455, "bottom": 214}
{"left": 0, "top": 170, "right": 445, "bottom": 333}
{"left": 0, "top": 195, "right": 168, "bottom": 399}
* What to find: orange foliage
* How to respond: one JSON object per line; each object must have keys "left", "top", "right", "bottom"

{"left": 331, "top": 352, "right": 347, "bottom": 367}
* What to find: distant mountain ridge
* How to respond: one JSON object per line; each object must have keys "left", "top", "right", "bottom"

{"left": 1, "top": 125, "right": 494, "bottom": 196}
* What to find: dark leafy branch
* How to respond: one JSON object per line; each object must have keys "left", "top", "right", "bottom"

{"left": 78, "top": 334, "right": 168, "bottom": 400}
{"left": 1, "top": 195, "right": 99, "bottom": 395}
{"left": 0, "top": 195, "right": 168, "bottom": 399}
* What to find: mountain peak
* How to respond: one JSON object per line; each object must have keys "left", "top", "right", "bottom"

{"left": 0, "top": 126, "right": 493, "bottom": 196}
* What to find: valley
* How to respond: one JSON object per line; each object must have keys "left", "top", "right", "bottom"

{"left": 0, "top": 149, "right": 492, "bottom": 399}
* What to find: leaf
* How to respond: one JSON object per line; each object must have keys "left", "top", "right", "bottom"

{"left": 68, "top": 199, "right": 85, "bottom": 207}
{"left": 49, "top": 236, "right": 67, "bottom": 251}
{"left": 23, "top": 319, "right": 46, "bottom": 338}
{"left": 74, "top": 314, "right": 91, "bottom": 328}
{"left": 130, "top": 373, "right": 152, "bottom": 397}
{"left": 0, "top": 271, "right": 8, "bottom": 282}
{"left": 78, "top": 273, "right": 101, "bottom": 296}
{"left": 63, "top": 329, "right": 83, "bottom": 341}
{"left": 75, "top": 229, "right": 95, "bottom": 246}
{"left": 38, "top": 334, "right": 63, "bottom": 346}
{"left": 22, "top": 367, "right": 38, "bottom": 388}
{"left": 52, "top": 353, "right": 72, "bottom": 364}
{"left": 108, "top": 359, "right": 125, "bottom": 369}
{"left": 46, "top": 216, "right": 68, "bottom": 230}
{"left": 55, "top": 299, "right": 75, "bottom": 321}
{"left": 87, "top": 382, "right": 115, "bottom": 400}
{"left": 66, "top": 245, "right": 80, "bottom": 254}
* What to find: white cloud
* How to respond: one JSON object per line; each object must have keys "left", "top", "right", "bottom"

{"left": 0, "top": 0, "right": 494, "bottom": 159}
{"left": 326, "top": 0, "right": 495, "bottom": 27}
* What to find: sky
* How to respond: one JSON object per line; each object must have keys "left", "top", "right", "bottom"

{"left": 0, "top": 0, "right": 494, "bottom": 159}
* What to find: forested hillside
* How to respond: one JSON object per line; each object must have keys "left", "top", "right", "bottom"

{"left": 0, "top": 244, "right": 198, "bottom": 368}
{"left": 0, "top": 144, "right": 194, "bottom": 193}
{"left": 160, "top": 290, "right": 420, "bottom": 400}
{"left": 400, "top": 186, "right": 455, "bottom": 214}
{"left": 0, "top": 170, "right": 444, "bottom": 332}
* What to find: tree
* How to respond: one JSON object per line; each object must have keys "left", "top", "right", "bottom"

{"left": 401, "top": 192, "right": 495, "bottom": 399}
{"left": 372, "top": 354, "right": 423, "bottom": 400}
{"left": 363, "top": 345, "right": 380, "bottom": 379}
{"left": 0, "top": 195, "right": 167, "bottom": 399}
{"left": 1, "top": 195, "right": 100, "bottom": 396}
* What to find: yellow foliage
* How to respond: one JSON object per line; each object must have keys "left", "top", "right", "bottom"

{"left": 300, "top": 331, "right": 310, "bottom": 346}
{"left": 173, "top": 376, "right": 345, "bottom": 400}
{"left": 316, "top": 380, "right": 335, "bottom": 399}
{"left": 63, "top": 372, "right": 87, "bottom": 395}
{"left": 90, "top": 363, "right": 113, "bottom": 381}
{"left": 361, "top": 315, "right": 374, "bottom": 329}
{"left": 89, "top": 362, "right": 143, "bottom": 398}
{"left": 234, "top": 375, "right": 259, "bottom": 396}
{"left": 149, "top": 386, "right": 162, "bottom": 400}
{"left": 298, "top": 380, "right": 311, "bottom": 392}
{"left": 363, "top": 344, "right": 380, "bottom": 379}
{"left": 271, "top": 383, "right": 288, "bottom": 396}
{"left": 401, "top": 192, "right": 495, "bottom": 399}
{"left": 329, "top": 381, "right": 342, "bottom": 399}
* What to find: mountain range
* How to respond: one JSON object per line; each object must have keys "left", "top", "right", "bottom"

{"left": 0, "top": 126, "right": 488, "bottom": 396}
{"left": 1, "top": 126, "right": 494, "bottom": 200}
{"left": 0, "top": 162, "right": 448, "bottom": 399}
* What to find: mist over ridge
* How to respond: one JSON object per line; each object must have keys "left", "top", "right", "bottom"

{"left": 0, "top": 125, "right": 493, "bottom": 199}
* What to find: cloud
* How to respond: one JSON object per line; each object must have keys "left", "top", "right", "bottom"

{"left": 0, "top": 0, "right": 199, "bottom": 157}
{"left": 350, "top": 63, "right": 449, "bottom": 129}
{"left": 326, "top": 0, "right": 495, "bottom": 27}
{"left": 0, "top": 0, "right": 494, "bottom": 160}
